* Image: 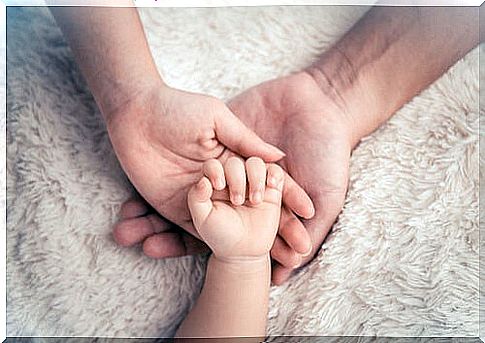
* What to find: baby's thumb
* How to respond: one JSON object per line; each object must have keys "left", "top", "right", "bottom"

{"left": 187, "top": 177, "right": 213, "bottom": 229}
{"left": 215, "top": 109, "right": 285, "bottom": 162}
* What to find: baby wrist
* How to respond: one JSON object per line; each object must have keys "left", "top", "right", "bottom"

{"left": 210, "top": 254, "right": 271, "bottom": 275}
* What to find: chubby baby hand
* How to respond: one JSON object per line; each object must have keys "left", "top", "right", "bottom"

{"left": 187, "top": 157, "right": 284, "bottom": 262}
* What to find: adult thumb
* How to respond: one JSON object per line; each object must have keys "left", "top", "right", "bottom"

{"left": 215, "top": 109, "right": 285, "bottom": 162}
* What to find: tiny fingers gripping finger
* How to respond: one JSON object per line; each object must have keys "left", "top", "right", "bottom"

{"left": 224, "top": 156, "right": 247, "bottom": 206}
{"left": 203, "top": 159, "right": 226, "bottom": 190}
{"left": 265, "top": 163, "right": 284, "bottom": 205}
{"left": 187, "top": 177, "right": 214, "bottom": 229}
{"left": 245, "top": 157, "right": 267, "bottom": 205}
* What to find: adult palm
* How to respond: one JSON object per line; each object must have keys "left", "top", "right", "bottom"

{"left": 228, "top": 72, "right": 353, "bottom": 283}
{"left": 113, "top": 72, "right": 354, "bottom": 284}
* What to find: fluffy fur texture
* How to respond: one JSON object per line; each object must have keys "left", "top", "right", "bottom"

{"left": 6, "top": 6, "right": 480, "bottom": 339}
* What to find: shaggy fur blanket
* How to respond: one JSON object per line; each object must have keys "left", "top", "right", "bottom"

{"left": 6, "top": 5, "right": 481, "bottom": 339}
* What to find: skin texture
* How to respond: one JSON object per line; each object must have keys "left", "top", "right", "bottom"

{"left": 113, "top": 6, "right": 480, "bottom": 285}
{"left": 189, "top": 158, "right": 284, "bottom": 260}
{"left": 106, "top": 82, "right": 314, "bottom": 236}
{"left": 107, "top": 81, "right": 316, "bottom": 261}
{"left": 51, "top": 5, "right": 481, "bottom": 285}
{"left": 115, "top": 72, "right": 353, "bottom": 284}
{"left": 50, "top": 5, "right": 316, "bottom": 271}
{"left": 176, "top": 159, "right": 284, "bottom": 339}
{"left": 229, "top": 72, "right": 354, "bottom": 282}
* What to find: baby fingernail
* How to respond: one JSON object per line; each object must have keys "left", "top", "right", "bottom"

{"left": 253, "top": 191, "right": 262, "bottom": 203}
{"left": 234, "top": 194, "right": 244, "bottom": 205}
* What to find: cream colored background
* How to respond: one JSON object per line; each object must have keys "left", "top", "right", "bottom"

{"left": 6, "top": 6, "right": 480, "bottom": 338}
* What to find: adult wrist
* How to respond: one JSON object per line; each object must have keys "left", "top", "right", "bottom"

{"left": 102, "top": 75, "right": 167, "bottom": 131}
{"left": 304, "top": 48, "right": 387, "bottom": 149}
{"left": 300, "top": 64, "right": 361, "bottom": 149}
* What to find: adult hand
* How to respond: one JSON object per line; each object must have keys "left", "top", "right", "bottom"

{"left": 114, "top": 72, "right": 354, "bottom": 284}
{"left": 56, "top": 4, "right": 479, "bottom": 285}
{"left": 229, "top": 72, "right": 354, "bottom": 283}
{"left": 50, "top": 6, "right": 314, "bottom": 256}
{"left": 108, "top": 79, "right": 315, "bottom": 259}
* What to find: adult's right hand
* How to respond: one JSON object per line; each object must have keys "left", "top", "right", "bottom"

{"left": 107, "top": 79, "right": 315, "bottom": 257}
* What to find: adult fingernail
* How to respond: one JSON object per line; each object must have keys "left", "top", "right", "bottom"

{"left": 270, "top": 145, "right": 286, "bottom": 157}
{"left": 302, "top": 246, "right": 312, "bottom": 257}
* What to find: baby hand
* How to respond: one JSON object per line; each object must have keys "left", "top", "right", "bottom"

{"left": 187, "top": 157, "right": 284, "bottom": 262}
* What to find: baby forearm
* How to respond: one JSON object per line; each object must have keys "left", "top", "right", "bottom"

{"left": 176, "top": 255, "right": 271, "bottom": 341}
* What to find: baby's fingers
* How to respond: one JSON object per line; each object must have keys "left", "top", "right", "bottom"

{"left": 246, "top": 157, "right": 267, "bottom": 205}
{"left": 187, "top": 177, "right": 213, "bottom": 229}
{"left": 265, "top": 163, "right": 284, "bottom": 205}
{"left": 203, "top": 159, "right": 226, "bottom": 190}
{"left": 225, "top": 156, "right": 247, "bottom": 206}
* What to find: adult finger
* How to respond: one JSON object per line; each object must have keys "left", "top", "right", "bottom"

{"left": 278, "top": 207, "right": 312, "bottom": 255}
{"left": 112, "top": 214, "right": 173, "bottom": 247}
{"left": 282, "top": 172, "right": 315, "bottom": 219}
{"left": 271, "top": 264, "right": 295, "bottom": 286}
{"left": 120, "top": 198, "right": 150, "bottom": 219}
{"left": 270, "top": 236, "right": 302, "bottom": 269}
{"left": 143, "top": 231, "right": 209, "bottom": 258}
{"left": 272, "top": 190, "right": 347, "bottom": 284}
{"left": 215, "top": 109, "right": 285, "bottom": 162}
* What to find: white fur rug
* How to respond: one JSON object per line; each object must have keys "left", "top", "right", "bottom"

{"left": 6, "top": 6, "right": 480, "bottom": 339}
